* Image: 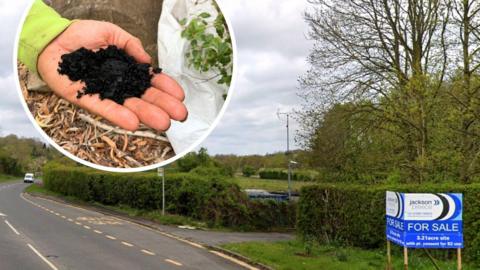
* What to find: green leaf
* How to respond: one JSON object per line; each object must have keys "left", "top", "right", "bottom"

{"left": 199, "top": 12, "right": 211, "bottom": 19}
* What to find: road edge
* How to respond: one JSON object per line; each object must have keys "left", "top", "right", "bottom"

{"left": 24, "top": 190, "right": 274, "bottom": 270}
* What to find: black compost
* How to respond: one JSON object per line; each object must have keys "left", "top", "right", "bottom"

{"left": 58, "top": 45, "right": 161, "bottom": 105}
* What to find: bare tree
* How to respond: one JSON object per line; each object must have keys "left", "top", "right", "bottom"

{"left": 449, "top": 0, "right": 480, "bottom": 182}
{"left": 298, "top": 0, "right": 451, "bottom": 181}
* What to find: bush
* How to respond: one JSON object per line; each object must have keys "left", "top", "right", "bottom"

{"left": 242, "top": 166, "right": 256, "bottom": 177}
{"left": 259, "top": 168, "right": 319, "bottom": 181}
{"left": 43, "top": 163, "right": 296, "bottom": 230}
{"left": 297, "top": 183, "right": 480, "bottom": 265}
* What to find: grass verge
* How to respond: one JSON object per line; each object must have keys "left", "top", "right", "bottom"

{"left": 231, "top": 176, "right": 313, "bottom": 193}
{"left": 25, "top": 183, "right": 208, "bottom": 229}
{"left": 221, "top": 240, "right": 473, "bottom": 270}
{"left": 0, "top": 174, "right": 19, "bottom": 183}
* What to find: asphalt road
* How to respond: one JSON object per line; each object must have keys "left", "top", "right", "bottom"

{"left": 0, "top": 181, "right": 249, "bottom": 270}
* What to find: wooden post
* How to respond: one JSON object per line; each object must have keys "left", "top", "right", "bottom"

{"left": 403, "top": 247, "right": 408, "bottom": 270}
{"left": 457, "top": 248, "right": 462, "bottom": 270}
{"left": 386, "top": 241, "right": 392, "bottom": 270}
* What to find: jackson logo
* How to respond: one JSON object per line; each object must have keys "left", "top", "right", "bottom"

{"left": 386, "top": 192, "right": 461, "bottom": 221}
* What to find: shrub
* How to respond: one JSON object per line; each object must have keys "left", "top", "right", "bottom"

{"left": 43, "top": 163, "right": 296, "bottom": 230}
{"left": 242, "top": 166, "right": 256, "bottom": 177}
{"left": 297, "top": 183, "right": 480, "bottom": 265}
{"left": 259, "top": 168, "right": 319, "bottom": 181}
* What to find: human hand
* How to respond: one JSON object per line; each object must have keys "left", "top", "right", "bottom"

{"left": 38, "top": 20, "right": 187, "bottom": 131}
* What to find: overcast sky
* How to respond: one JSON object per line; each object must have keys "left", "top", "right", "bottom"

{"left": 0, "top": 0, "right": 312, "bottom": 155}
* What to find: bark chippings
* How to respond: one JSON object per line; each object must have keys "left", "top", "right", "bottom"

{"left": 19, "top": 64, "right": 174, "bottom": 168}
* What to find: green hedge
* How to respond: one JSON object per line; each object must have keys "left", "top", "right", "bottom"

{"left": 43, "top": 163, "right": 295, "bottom": 230}
{"left": 298, "top": 183, "right": 480, "bottom": 265}
{"left": 259, "top": 168, "right": 319, "bottom": 181}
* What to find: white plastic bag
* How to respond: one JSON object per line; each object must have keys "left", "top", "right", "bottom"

{"left": 158, "top": 0, "right": 227, "bottom": 153}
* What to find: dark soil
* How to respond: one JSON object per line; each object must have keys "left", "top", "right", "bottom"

{"left": 58, "top": 45, "right": 161, "bottom": 105}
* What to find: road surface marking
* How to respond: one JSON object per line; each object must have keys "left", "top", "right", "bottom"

{"left": 75, "top": 222, "right": 82, "bottom": 226}
{"left": 0, "top": 212, "right": 6, "bottom": 217}
{"left": 20, "top": 193, "right": 258, "bottom": 270}
{"left": 106, "top": 235, "right": 116, "bottom": 240}
{"left": 55, "top": 213, "right": 60, "bottom": 216}
{"left": 158, "top": 231, "right": 204, "bottom": 249}
{"left": 27, "top": 244, "right": 58, "bottom": 270}
{"left": 61, "top": 216, "right": 66, "bottom": 219}
{"left": 165, "top": 259, "right": 183, "bottom": 266}
{"left": 94, "top": 230, "right": 103, "bottom": 234}
{"left": 68, "top": 218, "right": 73, "bottom": 222}
{"left": 210, "top": 251, "right": 260, "bottom": 270}
{"left": 83, "top": 225, "right": 91, "bottom": 229}
{"left": 141, "top": 249, "right": 155, "bottom": 256}
{"left": 121, "top": 241, "right": 134, "bottom": 247}
{"left": 5, "top": 220, "right": 20, "bottom": 235}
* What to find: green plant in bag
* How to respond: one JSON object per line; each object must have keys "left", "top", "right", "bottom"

{"left": 180, "top": 3, "right": 233, "bottom": 87}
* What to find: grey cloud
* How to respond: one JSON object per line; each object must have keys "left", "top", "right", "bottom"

{"left": 203, "top": 0, "right": 311, "bottom": 155}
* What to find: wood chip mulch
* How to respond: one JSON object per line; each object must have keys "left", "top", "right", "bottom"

{"left": 18, "top": 64, "right": 174, "bottom": 168}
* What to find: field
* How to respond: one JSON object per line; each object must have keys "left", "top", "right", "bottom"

{"left": 222, "top": 240, "right": 472, "bottom": 270}
{"left": 231, "top": 176, "right": 313, "bottom": 192}
{"left": 0, "top": 174, "right": 19, "bottom": 184}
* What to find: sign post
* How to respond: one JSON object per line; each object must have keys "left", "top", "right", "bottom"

{"left": 386, "top": 240, "right": 392, "bottom": 270}
{"left": 386, "top": 191, "right": 463, "bottom": 269}
{"left": 157, "top": 167, "right": 165, "bottom": 216}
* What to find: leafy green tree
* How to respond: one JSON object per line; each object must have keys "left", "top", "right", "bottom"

{"left": 242, "top": 166, "right": 256, "bottom": 177}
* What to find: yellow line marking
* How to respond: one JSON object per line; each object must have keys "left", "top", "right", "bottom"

{"left": 5, "top": 220, "right": 20, "bottom": 235}
{"left": 165, "top": 259, "right": 183, "bottom": 266}
{"left": 121, "top": 241, "right": 133, "bottom": 247}
{"left": 106, "top": 235, "right": 116, "bottom": 240}
{"left": 83, "top": 225, "right": 91, "bottom": 229}
{"left": 141, "top": 249, "right": 155, "bottom": 256}
{"left": 94, "top": 230, "right": 103, "bottom": 234}
{"left": 27, "top": 244, "right": 58, "bottom": 270}
{"left": 210, "top": 251, "right": 260, "bottom": 270}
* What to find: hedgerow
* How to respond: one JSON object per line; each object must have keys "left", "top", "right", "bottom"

{"left": 259, "top": 168, "right": 319, "bottom": 181}
{"left": 297, "top": 183, "right": 480, "bottom": 265}
{"left": 43, "top": 163, "right": 295, "bottom": 230}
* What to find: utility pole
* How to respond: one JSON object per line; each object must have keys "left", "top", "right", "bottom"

{"left": 277, "top": 110, "right": 292, "bottom": 199}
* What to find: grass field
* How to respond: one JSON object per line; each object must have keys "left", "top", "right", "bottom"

{"left": 231, "top": 176, "right": 313, "bottom": 192}
{"left": 223, "top": 240, "right": 474, "bottom": 270}
{"left": 222, "top": 240, "right": 472, "bottom": 270}
{"left": 0, "top": 174, "right": 18, "bottom": 183}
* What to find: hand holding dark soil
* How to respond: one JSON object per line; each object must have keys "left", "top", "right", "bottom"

{"left": 38, "top": 20, "right": 188, "bottom": 131}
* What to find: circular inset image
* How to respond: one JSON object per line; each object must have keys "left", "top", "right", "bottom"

{"left": 14, "top": 0, "right": 236, "bottom": 171}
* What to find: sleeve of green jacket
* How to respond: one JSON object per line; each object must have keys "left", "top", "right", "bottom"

{"left": 18, "top": 0, "right": 73, "bottom": 74}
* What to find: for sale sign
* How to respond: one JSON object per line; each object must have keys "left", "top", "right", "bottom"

{"left": 386, "top": 191, "right": 463, "bottom": 249}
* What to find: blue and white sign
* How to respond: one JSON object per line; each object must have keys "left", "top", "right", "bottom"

{"left": 386, "top": 191, "right": 463, "bottom": 249}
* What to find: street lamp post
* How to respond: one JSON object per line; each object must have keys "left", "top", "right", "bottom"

{"left": 289, "top": 160, "right": 298, "bottom": 199}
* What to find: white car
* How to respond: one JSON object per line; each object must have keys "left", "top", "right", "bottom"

{"left": 23, "top": 173, "right": 34, "bottom": 183}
